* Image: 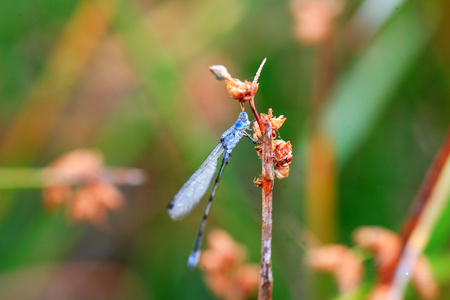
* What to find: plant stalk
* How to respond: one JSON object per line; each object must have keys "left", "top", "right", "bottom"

{"left": 387, "top": 130, "right": 450, "bottom": 299}
{"left": 258, "top": 119, "right": 274, "bottom": 300}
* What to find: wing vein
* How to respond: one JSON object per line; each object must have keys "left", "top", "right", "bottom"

{"left": 167, "top": 143, "right": 224, "bottom": 219}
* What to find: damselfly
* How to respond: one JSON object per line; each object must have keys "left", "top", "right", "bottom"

{"left": 167, "top": 112, "right": 256, "bottom": 269}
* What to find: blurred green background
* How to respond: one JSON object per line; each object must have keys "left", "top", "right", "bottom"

{"left": 0, "top": 0, "right": 449, "bottom": 299}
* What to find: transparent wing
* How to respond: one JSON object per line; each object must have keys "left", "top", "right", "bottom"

{"left": 167, "top": 143, "right": 224, "bottom": 220}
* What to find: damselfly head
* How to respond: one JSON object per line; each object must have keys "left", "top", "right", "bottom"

{"left": 236, "top": 112, "right": 250, "bottom": 129}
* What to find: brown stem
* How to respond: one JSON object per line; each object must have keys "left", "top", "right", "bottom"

{"left": 249, "top": 98, "right": 263, "bottom": 130}
{"left": 401, "top": 130, "right": 450, "bottom": 241}
{"left": 377, "top": 130, "right": 450, "bottom": 286}
{"left": 369, "top": 129, "right": 450, "bottom": 300}
{"left": 311, "top": 35, "right": 336, "bottom": 124}
{"left": 258, "top": 119, "right": 274, "bottom": 300}
{"left": 0, "top": 167, "right": 146, "bottom": 188}
{"left": 306, "top": 29, "right": 337, "bottom": 247}
{"left": 386, "top": 129, "right": 450, "bottom": 299}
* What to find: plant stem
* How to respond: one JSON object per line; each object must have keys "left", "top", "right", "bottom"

{"left": 387, "top": 130, "right": 450, "bottom": 299}
{"left": 249, "top": 58, "right": 266, "bottom": 131}
{"left": 0, "top": 168, "right": 146, "bottom": 188}
{"left": 249, "top": 98, "right": 262, "bottom": 131}
{"left": 401, "top": 131, "right": 450, "bottom": 241}
{"left": 0, "top": 168, "right": 47, "bottom": 188}
{"left": 258, "top": 119, "right": 274, "bottom": 300}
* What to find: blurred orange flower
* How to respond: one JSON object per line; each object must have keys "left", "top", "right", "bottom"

{"left": 307, "top": 226, "right": 438, "bottom": 299}
{"left": 43, "top": 149, "right": 124, "bottom": 225}
{"left": 199, "top": 230, "right": 259, "bottom": 300}
{"left": 307, "top": 244, "right": 363, "bottom": 294}
{"left": 290, "top": 0, "right": 343, "bottom": 45}
{"left": 353, "top": 226, "right": 401, "bottom": 270}
{"left": 353, "top": 226, "right": 438, "bottom": 300}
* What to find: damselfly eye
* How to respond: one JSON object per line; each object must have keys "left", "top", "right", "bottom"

{"left": 235, "top": 120, "right": 244, "bottom": 130}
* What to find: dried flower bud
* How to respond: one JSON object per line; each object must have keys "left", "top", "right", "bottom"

{"left": 253, "top": 109, "right": 292, "bottom": 184}
{"left": 226, "top": 80, "right": 257, "bottom": 104}
{"left": 209, "top": 59, "right": 266, "bottom": 110}
{"left": 209, "top": 65, "right": 232, "bottom": 81}
{"left": 273, "top": 140, "right": 293, "bottom": 179}
{"left": 252, "top": 109, "right": 286, "bottom": 141}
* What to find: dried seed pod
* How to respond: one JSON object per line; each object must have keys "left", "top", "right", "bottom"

{"left": 252, "top": 109, "right": 292, "bottom": 185}
{"left": 209, "top": 59, "right": 266, "bottom": 110}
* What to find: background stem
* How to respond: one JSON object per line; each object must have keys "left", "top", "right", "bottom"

{"left": 386, "top": 130, "right": 450, "bottom": 299}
